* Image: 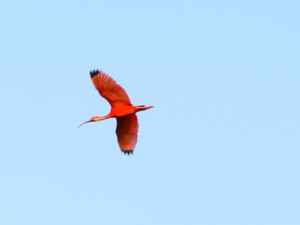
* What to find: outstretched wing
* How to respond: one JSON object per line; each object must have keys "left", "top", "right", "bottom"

{"left": 90, "top": 70, "right": 132, "bottom": 107}
{"left": 116, "top": 114, "right": 138, "bottom": 154}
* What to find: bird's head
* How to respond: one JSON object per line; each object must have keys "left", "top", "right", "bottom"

{"left": 77, "top": 116, "right": 105, "bottom": 128}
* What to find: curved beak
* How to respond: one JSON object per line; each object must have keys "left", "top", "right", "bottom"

{"left": 77, "top": 119, "right": 93, "bottom": 129}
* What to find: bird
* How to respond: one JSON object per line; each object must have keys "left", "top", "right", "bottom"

{"left": 78, "top": 70, "right": 153, "bottom": 154}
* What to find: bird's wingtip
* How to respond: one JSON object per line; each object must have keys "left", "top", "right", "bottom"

{"left": 123, "top": 150, "right": 134, "bottom": 155}
{"left": 90, "top": 70, "right": 100, "bottom": 78}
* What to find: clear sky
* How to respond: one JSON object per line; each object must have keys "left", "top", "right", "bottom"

{"left": 0, "top": 0, "right": 299, "bottom": 224}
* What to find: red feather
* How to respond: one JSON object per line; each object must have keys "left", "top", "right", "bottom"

{"left": 79, "top": 70, "right": 153, "bottom": 154}
{"left": 91, "top": 70, "right": 132, "bottom": 107}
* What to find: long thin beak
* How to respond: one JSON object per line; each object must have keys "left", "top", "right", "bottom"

{"left": 77, "top": 120, "right": 92, "bottom": 129}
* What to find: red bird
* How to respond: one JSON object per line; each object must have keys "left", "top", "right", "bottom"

{"left": 78, "top": 70, "right": 153, "bottom": 154}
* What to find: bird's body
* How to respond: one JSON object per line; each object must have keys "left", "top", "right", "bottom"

{"left": 78, "top": 70, "right": 153, "bottom": 154}
{"left": 109, "top": 105, "right": 152, "bottom": 117}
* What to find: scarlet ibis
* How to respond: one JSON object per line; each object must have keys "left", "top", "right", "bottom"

{"left": 78, "top": 70, "right": 153, "bottom": 154}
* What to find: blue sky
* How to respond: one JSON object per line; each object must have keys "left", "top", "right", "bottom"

{"left": 0, "top": 0, "right": 299, "bottom": 224}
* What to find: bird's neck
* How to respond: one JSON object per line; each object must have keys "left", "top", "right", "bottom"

{"left": 93, "top": 116, "right": 107, "bottom": 121}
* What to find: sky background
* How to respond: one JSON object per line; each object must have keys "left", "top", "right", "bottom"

{"left": 0, "top": 0, "right": 300, "bottom": 224}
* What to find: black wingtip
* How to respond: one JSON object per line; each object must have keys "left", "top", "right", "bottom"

{"left": 90, "top": 70, "right": 100, "bottom": 78}
{"left": 123, "top": 150, "right": 133, "bottom": 155}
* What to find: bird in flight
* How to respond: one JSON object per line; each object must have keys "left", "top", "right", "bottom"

{"left": 78, "top": 70, "right": 153, "bottom": 154}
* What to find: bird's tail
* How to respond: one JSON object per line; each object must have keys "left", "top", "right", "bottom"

{"left": 136, "top": 105, "right": 154, "bottom": 111}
